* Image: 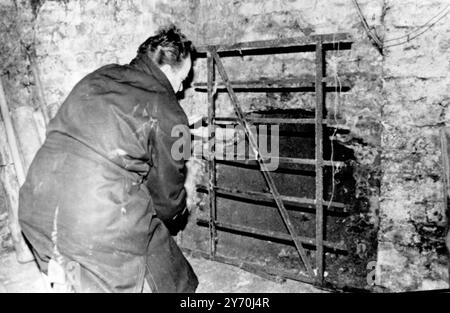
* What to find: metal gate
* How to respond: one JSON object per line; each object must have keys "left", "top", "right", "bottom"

{"left": 185, "top": 33, "right": 353, "bottom": 287}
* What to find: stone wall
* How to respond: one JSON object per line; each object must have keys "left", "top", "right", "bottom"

{"left": 0, "top": 0, "right": 42, "bottom": 261}
{"left": 377, "top": 0, "right": 450, "bottom": 291}
{"left": 0, "top": 0, "right": 447, "bottom": 291}
{"left": 33, "top": 0, "right": 384, "bottom": 289}
{"left": 179, "top": 0, "right": 384, "bottom": 289}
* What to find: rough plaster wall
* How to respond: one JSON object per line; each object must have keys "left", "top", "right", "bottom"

{"left": 0, "top": 0, "right": 34, "bottom": 111}
{"left": 0, "top": 0, "right": 44, "bottom": 171}
{"left": 377, "top": 0, "right": 450, "bottom": 291}
{"left": 14, "top": 0, "right": 449, "bottom": 291}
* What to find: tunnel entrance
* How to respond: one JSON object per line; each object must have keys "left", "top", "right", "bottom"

{"left": 181, "top": 108, "right": 376, "bottom": 290}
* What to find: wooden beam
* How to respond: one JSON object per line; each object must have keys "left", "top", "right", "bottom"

{"left": 439, "top": 127, "right": 450, "bottom": 286}
{"left": 0, "top": 77, "right": 34, "bottom": 263}
{"left": 28, "top": 55, "right": 50, "bottom": 125}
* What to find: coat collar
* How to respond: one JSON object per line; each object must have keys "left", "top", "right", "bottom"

{"left": 129, "top": 53, "right": 175, "bottom": 96}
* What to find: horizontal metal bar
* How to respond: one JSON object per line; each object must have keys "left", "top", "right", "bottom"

{"left": 214, "top": 117, "right": 320, "bottom": 124}
{"left": 181, "top": 247, "right": 316, "bottom": 284}
{"left": 196, "top": 218, "right": 346, "bottom": 253}
{"left": 193, "top": 76, "right": 351, "bottom": 90}
{"left": 181, "top": 247, "right": 370, "bottom": 292}
{"left": 193, "top": 153, "right": 345, "bottom": 168}
{"left": 196, "top": 33, "right": 353, "bottom": 53}
{"left": 278, "top": 156, "right": 344, "bottom": 167}
{"left": 191, "top": 116, "right": 344, "bottom": 126}
{"left": 196, "top": 184, "right": 347, "bottom": 211}
{"left": 219, "top": 155, "right": 345, "bottom": 168}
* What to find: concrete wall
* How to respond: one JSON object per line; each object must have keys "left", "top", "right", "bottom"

{"left": 0, "top": 0, "right": 448, "bottom": 291}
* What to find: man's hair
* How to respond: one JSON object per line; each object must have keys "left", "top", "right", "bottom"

{"left": 137, "top": 25, "right": 195, "bottom": 69}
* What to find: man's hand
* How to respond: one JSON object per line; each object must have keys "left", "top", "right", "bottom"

{"left": 164, "top": 207, "right": 190, "bottom": 236}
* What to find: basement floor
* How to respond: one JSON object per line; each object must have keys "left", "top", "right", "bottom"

{"left": 0, "top": 250, "right": 324, "bottom": 293}
{"left": 0, "top": 214, "right": 322, "bottom": 293}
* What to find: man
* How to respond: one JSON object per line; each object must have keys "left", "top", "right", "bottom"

{"left": 18, "top": 25, "right": 198, "bottom": 292}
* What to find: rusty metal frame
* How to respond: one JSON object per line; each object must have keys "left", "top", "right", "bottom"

{"left": 315, "top": 39, "right": 325, "bottom": 283}
{"left": 196, "top": 218, "right": 346, "bottom": 253}
{"left": 207, "top": 52, "right": 217, "bottom": 258}
{"left": 193, "top": 76, "right": 352, "bottom": 91}
{"left": 198, "top": 33, "right": 351, "bottom": 53}
{"left": 194, "top": 33, "right": 353, "bottom": 286}
{"left": 211, "top": 49, "right": 316, "bottom": 277}
{"left": 195, "top": 184, "right": 347, "bottom": 215}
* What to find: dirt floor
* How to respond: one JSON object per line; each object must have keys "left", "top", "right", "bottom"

{"left": 0, "top": 209, "right": 323, "bottom": 293}
{"left": 0, "top": 248, "right": 323, "bottom": 293}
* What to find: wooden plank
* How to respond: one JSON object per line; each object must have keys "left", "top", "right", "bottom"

{"left": 439, "top": 127, "right": 450, "bottom": 285}
{"left": 0, "top": 77, "right": 34, "bottom": 263}
{"left": 0, "top": 79, "right": 25, "bottom": 185}
{"left": 29, "top": 60, "right": 50, "bottom": 125}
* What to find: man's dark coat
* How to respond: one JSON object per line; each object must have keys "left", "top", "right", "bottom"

{"left": 18, "top": 54, "right": 198, "bottom": 292}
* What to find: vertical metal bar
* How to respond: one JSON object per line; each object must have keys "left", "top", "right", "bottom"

{"left": 315, "top": 40, "right": 325, "bottom": 284}
{"left": 211, "top": 51, "right": 315, "bottom": 278}
{"left": 207, "top": 50, "right": 217, "bottom": 257}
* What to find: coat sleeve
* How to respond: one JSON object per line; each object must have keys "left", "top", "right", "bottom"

{"left": 145, "top": 101, "right": 190, "bottom": 230}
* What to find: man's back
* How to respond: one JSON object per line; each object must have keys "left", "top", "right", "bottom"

{"left": 18, "top": 51, "right": 197, "bottom": 292}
